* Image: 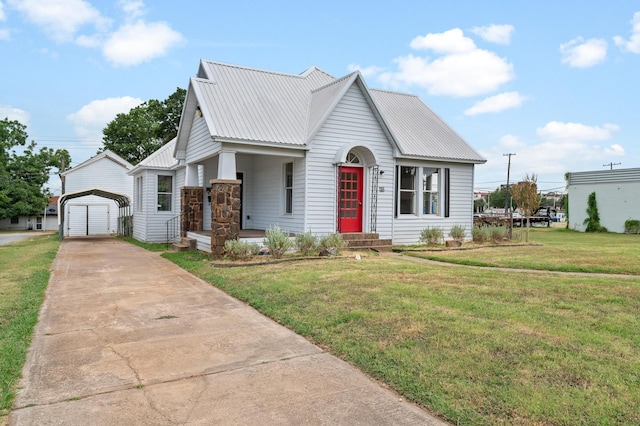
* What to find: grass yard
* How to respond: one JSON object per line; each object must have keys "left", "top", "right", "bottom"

{"left": 163, "top": 228, "right": 640, "bottom": 425}
{"left": 0, "top": 234, "right": 59, "bottom": 419}
{"left": 403, "top": 227, "right": 640, "bottom": 275}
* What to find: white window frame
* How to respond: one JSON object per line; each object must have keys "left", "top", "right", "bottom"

{"left": 396, "top": 165, "right": 443, "bottom": 217}
{"left": 422, "top": 167, "right": 440, "bottom": 216}
{"left": 157, "top": 174, "right": 173, "bottom": 213}
{"left": 283, "top": 161, "right": 293, "bottom": 215}
{"left": 135, "top": 176, "right": 144, "bottom": 212}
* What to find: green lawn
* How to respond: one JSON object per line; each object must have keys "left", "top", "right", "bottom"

{"left": 403, "top": 227, "right": 640, "bottom": 275}
{"left": 0, "top": 234, "right": 59, "bottom": 419}
{"left": 164, "top": 228, "right": 640, "bottom": 425}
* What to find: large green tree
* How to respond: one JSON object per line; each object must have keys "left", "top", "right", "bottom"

{"left": 0, "top": 118, "right": 71, "bottom": 219}
{"left": 101, "top": 87, "right": 186, "bottom": 165}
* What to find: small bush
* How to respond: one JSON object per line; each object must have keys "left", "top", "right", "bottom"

{"left": 472, "top": 226, "right": 488, "bottom": 244}
{"left": 295, "top": 232, "right": 318, "bottom": 256}
{"left": 624, "top": 219, "right": 640, "bottom": 234}
{"left": 224, "top": 239, "right": 260, "bottom": 261}
{"left": 264, "top": 225, "right": 293, "bottom": 259}
{"left": 449, "top": 224, "right": 466, "bottom": 243}
{"left": 318, "top": 233, "right": 347, "bottom": 254}
{"left": 419, "top": 227, "right": 444, "bottom": 245}
{"left": 488, "top": 226, "right": 508, "bottom": 244}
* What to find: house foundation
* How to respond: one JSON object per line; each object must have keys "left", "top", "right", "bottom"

{"left": 210, "top": 179, "right": 241, "bottom": 257}
{"left": 180, "top": 187, "right": 204, "bottom": 237}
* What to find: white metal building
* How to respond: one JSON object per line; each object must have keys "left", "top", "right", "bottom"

{"left": 59, "top": 151, "right": 133, "bottom": 237}
{"left": 567, "top": 167, "right": 640, "bottom": 233}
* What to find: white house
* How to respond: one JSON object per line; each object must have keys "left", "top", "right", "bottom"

{"left": 131, "top": 60, "right": 486, "bottom": 254}
{"left": 58, "top": 150, "right": 133, "bottom": 237}
{"left": 0, "top": 196, "right": 58, "bottom": 232}
{"left": 567, "top": 167, "right": 640, "bottom": 233}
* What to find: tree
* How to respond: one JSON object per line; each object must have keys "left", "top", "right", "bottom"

{"left": 488, "top": 187, "right": 507, "bottom": 209}
{"left": 510, "top": 174, "right": 541, "bottom": 242}
{"left": 0, "top": 118, "right": 71, "bottom": 219}
{"left": 101, "top": 87, "right": 186, "bottom": 165}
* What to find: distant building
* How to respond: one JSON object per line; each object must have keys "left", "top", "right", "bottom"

{"left": 567, "top": 167, "right": 640, "bottom": 233}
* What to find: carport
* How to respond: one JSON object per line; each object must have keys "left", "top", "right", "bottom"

{"left": 57, "top": 188, "right": 132, "bottom": 240}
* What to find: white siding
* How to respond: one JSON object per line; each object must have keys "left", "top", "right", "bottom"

{"left": 64, "top": 156, "right": 132, "bottom": 237}
{"left": 392, "top": 164, "right": 475, "bottom": 244}
{"left": 305, "top": 85, "right": 395, "bottom": 238}
{"left": 186, "top": 116, "right": 220, "bottom": 163}
{"left": 568, "top": 180, "right": 640, "bottom": 233}
{"left": 132, "top": 170, "right": 177, "bottom": 242}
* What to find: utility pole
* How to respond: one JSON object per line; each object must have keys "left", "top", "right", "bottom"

{"left": 504, "top": 153, "right": 516, "bottom": 238}
{"left": 603, "top": 162, "right": 621, "bottom": 170}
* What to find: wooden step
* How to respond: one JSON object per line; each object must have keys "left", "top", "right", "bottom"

{"left": 172, "top": 237, "right": 197, "bottom": 252}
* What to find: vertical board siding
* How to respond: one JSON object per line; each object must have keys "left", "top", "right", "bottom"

{"left": 306, "top": 85, "right": 395, "bottom": 238}
{"left": 392, "top": 164, "right": 475, "bottom": 244}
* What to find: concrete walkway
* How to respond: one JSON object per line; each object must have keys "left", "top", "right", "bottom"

{"left": 9, "top": 236, "right": 445, "bottom": 425}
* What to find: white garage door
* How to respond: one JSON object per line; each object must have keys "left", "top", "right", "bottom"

{"left": 68, "top": 204, "right": 110, "bottom": 236}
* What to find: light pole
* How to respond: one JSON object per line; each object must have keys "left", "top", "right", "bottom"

{"left": 504, "top": 153, "right": 516, "bottom": 238}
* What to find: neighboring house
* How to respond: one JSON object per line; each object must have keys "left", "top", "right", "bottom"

{"left": 0, "top": 196, "right": 58, "bottom": 231}
{"left": 567, "top": 167, "right": 640, "bottom": 233}
{"left": 131, "top": 59, "right": 486, "bottom": 252}
{"left": 58, "top": 150, "right": 133, "bottom": 237}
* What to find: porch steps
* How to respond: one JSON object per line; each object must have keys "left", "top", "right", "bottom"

{"left": 171, "top": 237, "right": 197, "bottom": 252}
{"left": 340, "top": 233, "right": 393, "bottom": 252}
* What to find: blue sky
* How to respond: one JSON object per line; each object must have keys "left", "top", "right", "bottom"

{"left": 1, "top": 1, "right": 639, "bottom": 195}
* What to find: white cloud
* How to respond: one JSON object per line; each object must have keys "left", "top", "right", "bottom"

{"left": 560, "top": 37, "right": 607, "bottom": 68}
{"left": 410, "top": 28, "right": 476, "bottom": 54}
{"left": 614, "top": 11, "right": 640, "bottom": 53}
{"left": 102, "top": 20, "right": 184, "bottom": 67}
{"left": 347, "top": 63, "right": 383, "bottom": 77}
{"left": 536, "top": 121, "right": 619, "bottom": 142}
{"left": 379, "top": 28, "right": 514, "bottom": 97}
{"left": 67, "top": 96, "right": 143, "bottom": 146}
{"left": 0, "top": 1, "right": 6, "bottom": 20}
{"left": 7, "top": 0, "right": 110, "bottom": 42}
{"left": 118, "top": 0, "right": 145, "bottom": 20}
{"left": 0, "top": 105, "right": 30, "bottom": 125}
{"left": 470, "top": 24, "right": 515, "bottom": 45}
{"left": 464, "top": 92, "right": 527, "bottom": 116}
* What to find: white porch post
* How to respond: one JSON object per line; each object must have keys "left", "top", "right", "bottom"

{"left": 185, "top": 163, "right": 199, "bottom": 186}
{"left": 217, "top": 150, "right": 237, "bottom": 179}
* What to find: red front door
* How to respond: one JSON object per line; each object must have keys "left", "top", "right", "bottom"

{"left": 338, "top": 166, "right": 363, "bottom": 233}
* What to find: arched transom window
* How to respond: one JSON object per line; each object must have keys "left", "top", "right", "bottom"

{"left": 346, "top": 152, "right": 360, "bottom": 164}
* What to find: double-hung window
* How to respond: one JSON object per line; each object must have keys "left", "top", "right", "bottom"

{"left": 157, "top": 175, "right": 173, "bottom": 212}
{"left": 423, "top": 168, "right": 439, "bottom": 214}
{"left": 396, "top": 166, "right": 448, "bottom": 217}
{"left": 284, "top": 162, "right": 293, "bottom": 214}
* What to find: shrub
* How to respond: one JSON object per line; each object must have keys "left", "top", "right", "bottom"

{"left": 419, "top": 227, "right": 444, "bottom": 245}
{"left": 318, "top": 233, "right": 347, "bottom": 255}
{"left": 263, "top": 225, "right": 293, "bottom": 259}
{"left": 295, "top": 232, "right": 318, "bottom": 256}
{"left": 584, "top": 192, "right": 601, "bottom": 232}
{"left": 224, "top": 239, "right": 260, "bottom": 261}
{"left": 449, "top": 224, "right": 466, "bottom": 243}
{"left": 488, "top": 226, "right": 508, "bottom": 244}
{"left": 471, "top": 226, "right": 488, "bottom": 244}
{"left": 624, "top": 219, "right": 640, "bottom": 234}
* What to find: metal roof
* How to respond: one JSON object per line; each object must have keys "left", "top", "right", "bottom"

{"left": 58, "top": 188, "right": 131, "bottom": 208}
{"left": 130, "top": 138, "right": 178, "bottom": 174}
{"left": 568, "top": 167, "right": 640, "bottom": 185}
{"left": 183, "top": 59, "right": 486, "bottom": 163}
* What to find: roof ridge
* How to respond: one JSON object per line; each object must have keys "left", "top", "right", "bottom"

{"left": 200, "top": 59, "right": 333, "bottom": 81}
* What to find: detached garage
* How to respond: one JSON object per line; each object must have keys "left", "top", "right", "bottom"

{"left": 59, "top": 151, "right": 133, "bottom": 238}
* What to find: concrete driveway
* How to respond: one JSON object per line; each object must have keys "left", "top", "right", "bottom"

{"left": 9, "top": 236, "right": 445, "bottom": 425}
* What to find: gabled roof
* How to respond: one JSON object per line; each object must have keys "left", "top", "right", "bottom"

{"left": 61, "top": 150, "right": 133, "bottom": 176}
{"left": 129, "top": 138, "right": 178, "bottom": 175}
{"left": 175, "top": 59, "right": 485, "bottom": 164}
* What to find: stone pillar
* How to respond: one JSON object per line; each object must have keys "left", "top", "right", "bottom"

{"left": 180, "top": 186, "right": 204, "bottom": 237}
{"left": 210, "top": 179, "right": 241, "bottom": 257}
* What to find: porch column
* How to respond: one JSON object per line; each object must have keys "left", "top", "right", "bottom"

{"left": 180, "top": 186, "right": 204, "bottom": 237}
{"left": 184, "top": 163, "right": 199, "bottom": 186}
{"left": 210, "top": 178, "right": 241, "bottom": 257}
{"left": 217, "top": 150, "right": 237, "bottom": 180}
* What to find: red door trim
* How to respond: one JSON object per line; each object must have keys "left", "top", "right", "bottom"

{"left": 338, "top": 166, "right": 363, "bottom": 233}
